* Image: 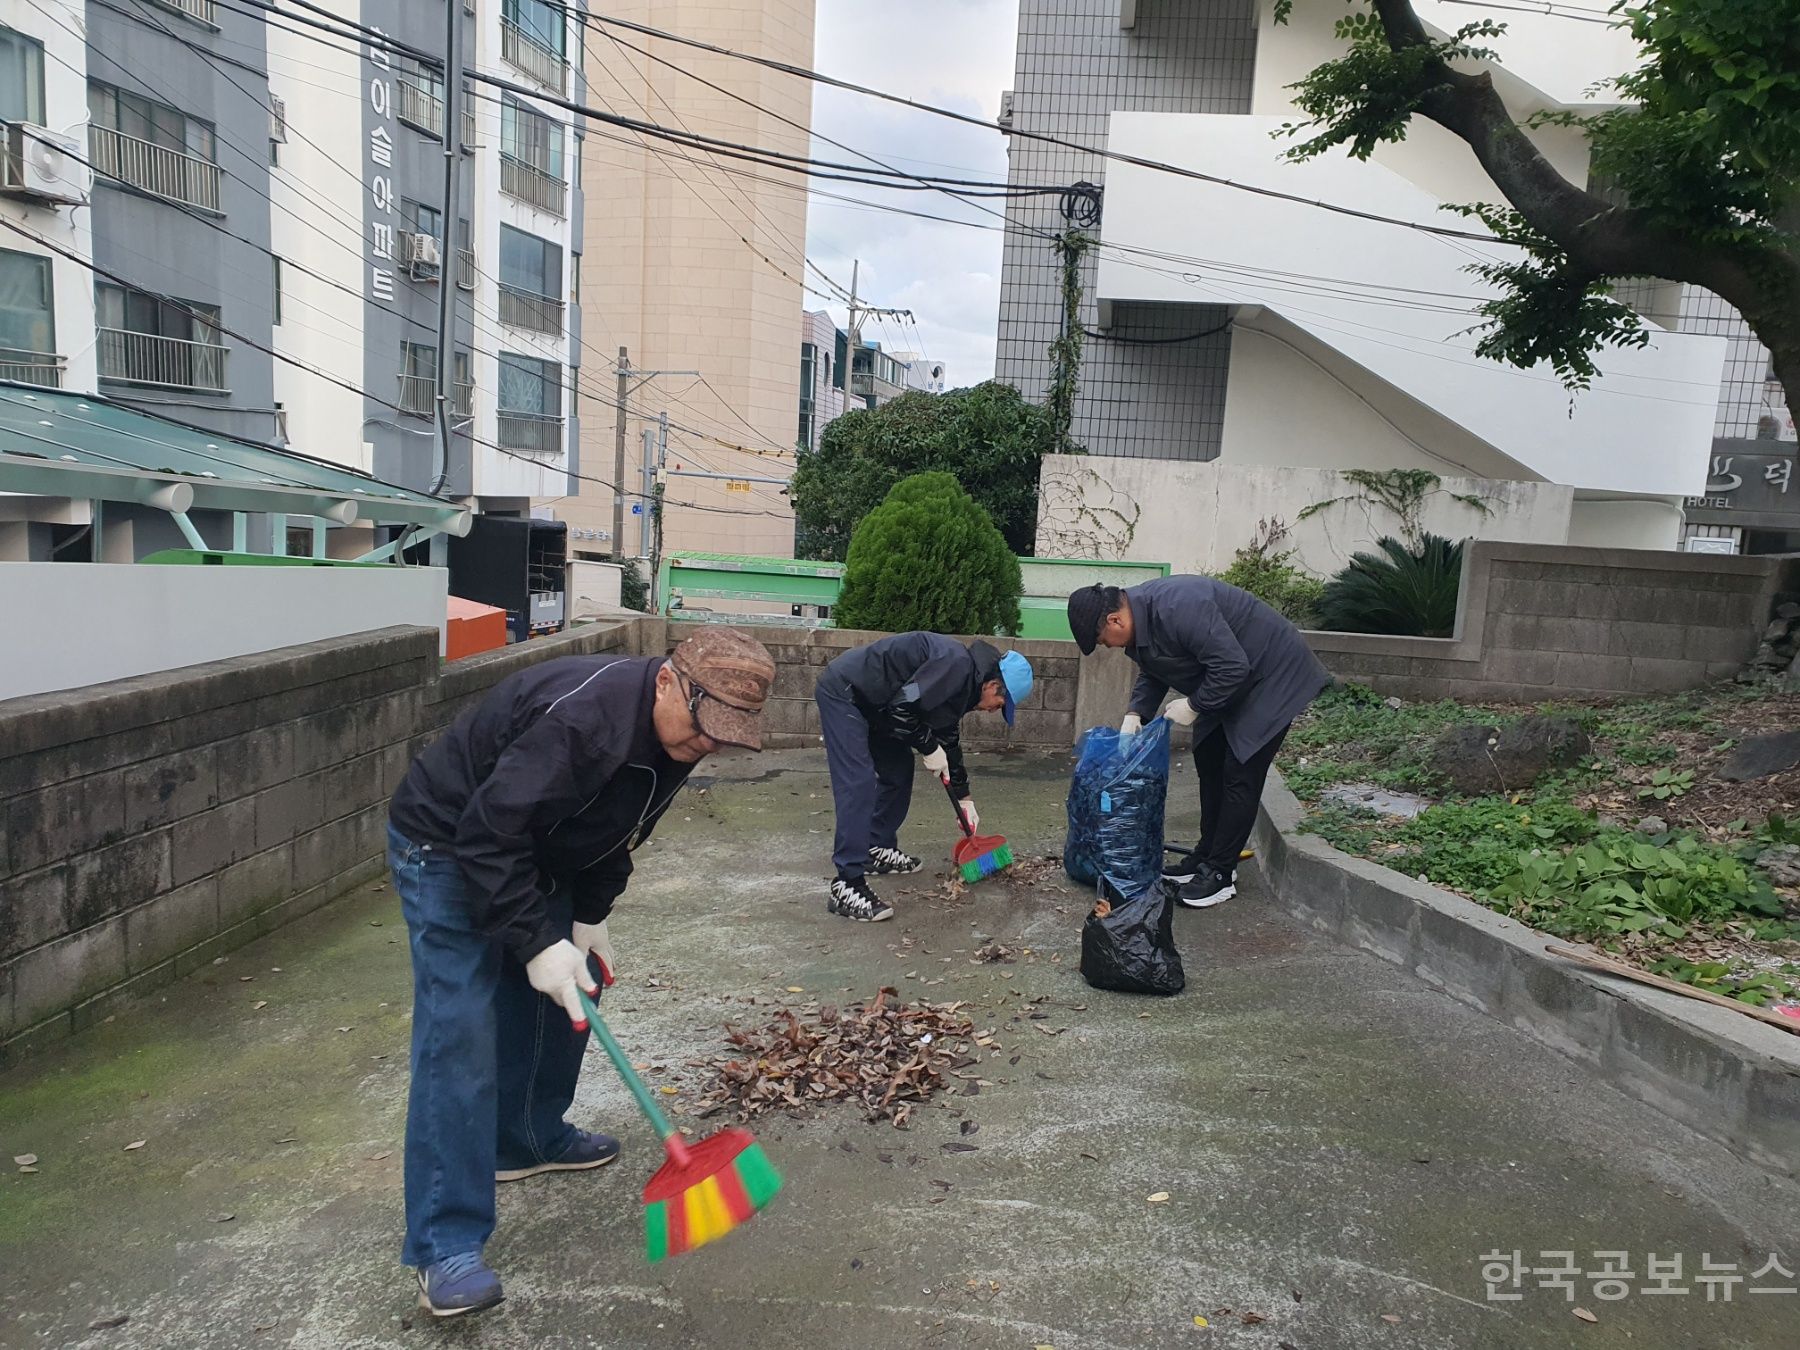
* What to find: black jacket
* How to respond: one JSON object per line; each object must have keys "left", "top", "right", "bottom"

{"left": 389, "top": 655, "right": 691, "bottom": 961}
{"left": 819, "top": 633, "right": 1001, "bottom": 798}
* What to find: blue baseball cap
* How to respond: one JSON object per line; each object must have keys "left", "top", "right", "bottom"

{"left": 998, "top": 650, "right": 1033, "bottom": 726}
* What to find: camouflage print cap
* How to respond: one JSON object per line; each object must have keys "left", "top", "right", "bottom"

{"left": 668, "top": 627, "right": 778, "bottom": 750}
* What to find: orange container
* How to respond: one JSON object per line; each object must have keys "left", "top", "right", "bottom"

{"left": 445, "top": 596, "right": 507, "bottom": 660}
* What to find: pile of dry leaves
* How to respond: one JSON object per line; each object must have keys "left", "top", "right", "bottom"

{"left": 695, "top": 989, "right": 992, "bottom": 1128}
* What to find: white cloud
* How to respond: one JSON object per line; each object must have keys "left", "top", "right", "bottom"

{"left": 805, "top": 0, "right": 1019, "bottom": 386}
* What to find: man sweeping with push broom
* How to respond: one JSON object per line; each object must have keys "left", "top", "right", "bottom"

{"left": 814, "top": 633, "right": 1033, "bottom": 922}
{"left": 386, "top": 628, "right": 778, "bottom": 1317}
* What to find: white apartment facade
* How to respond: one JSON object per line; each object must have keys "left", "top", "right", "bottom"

{"left": 1000, "top": 0, "right": 1741, "bottom": 569}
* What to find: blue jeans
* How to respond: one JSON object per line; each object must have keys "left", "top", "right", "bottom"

{"left": 389, "top": 823, "right": 594, "bottom": 1268}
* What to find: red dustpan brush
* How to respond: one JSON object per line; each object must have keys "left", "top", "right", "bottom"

{"left": 941, "top": 773, "right": 1013, "bottom": 882}
{"left": 576, "top": 987, "right": 781, "bottom": 1261}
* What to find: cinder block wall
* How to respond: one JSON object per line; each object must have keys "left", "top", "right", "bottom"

{"left": 0, "top": 620, "right": 646, "bottom": 1064}
{"left": 1305, "top": 541, "right": 1800, "bottom": 702}
{"left": 665, "top": 622, "right": 1081, "bottom": 751}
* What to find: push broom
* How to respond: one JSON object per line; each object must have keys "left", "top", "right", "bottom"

{"left": 575, "top": 986, "right": 781, "bottom": 1262}
{"left": 941, "top": 774, "right": 1014, "bottom": 882}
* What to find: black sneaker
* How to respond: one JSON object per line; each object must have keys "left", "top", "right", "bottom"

{"left": 828, "top": 876, "right": 894, "bottom": 922}
{"left": 1162, "top": 847, "right": 1203, "bottom": 885}
{"left": 1175, "top": 866, "right": 1236, "bottom": 910}
{"left": 869, "top": 845, "right": 923, "bottom": 875}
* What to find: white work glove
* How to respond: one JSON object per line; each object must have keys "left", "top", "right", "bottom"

{"left": 1164, "top": 698, "right": 1199, "bottom": 727}
{"left": 1119, "top": 713, "right": 1143, "bottom": 737}
{"left": 571, "top": 919, "right": 616, "bottom": 987}
{"left": 921, "top": 745, "right": 949, "bottom": 777}
{"left": 958, "top": 798, "right": 980, "bottom": 833}
{"left": 524, "top": 939, "right": 599, "bottom": 1030}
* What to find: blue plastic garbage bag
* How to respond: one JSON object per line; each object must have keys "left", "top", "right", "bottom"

{"left": 1063, "top": 717, "right": 1171, "bottom": 897}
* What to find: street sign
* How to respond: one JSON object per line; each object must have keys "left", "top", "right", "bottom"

{"left": 725, "top": 479, "right": 752, "bottom": 493}
{"left": 631, "top": 503, "right": 644, "bottom": 515}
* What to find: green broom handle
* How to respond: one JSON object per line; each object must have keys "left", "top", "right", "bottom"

{"left": 576, "top": 986, "right": 693, "bottom": 1165}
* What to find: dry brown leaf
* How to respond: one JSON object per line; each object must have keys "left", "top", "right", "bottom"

{"left": 1241, "top": 1311, "right": 1267, "bottom": 1326}
{"left": 1146, "top": 1191, "right": 1170, "bottom": 1203}
{"left": 1380, "top": 1313, "right": 1401, "bottom": 1324}
{"left": 123, "top": 1140, "right": 146, "bottom": 1152}
{"left": 12, "top": 1154, "right": 36, "bottom": 1166}
{"left": 1573, "top": 1308, "right": 1598, "bottom": 1324}
{"left": 252, "top": 1001, "right": 268, "bottom": 1011}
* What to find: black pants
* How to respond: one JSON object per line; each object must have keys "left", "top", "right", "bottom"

{"left": 1191, "top": 725, "right": 1288, "bottom": 874}
{"left": 815, "top": 680, "right": 916, "bottom": 880}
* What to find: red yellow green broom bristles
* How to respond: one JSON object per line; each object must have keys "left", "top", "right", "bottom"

{"left": 577, "top": 987, "right": 782, "bottom": 1262}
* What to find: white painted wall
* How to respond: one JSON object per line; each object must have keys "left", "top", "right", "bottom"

{"left": 1566, "top": 494, "right": 1686, "bottom": 551}
{"left": 5, "top": 1, "right": 97, "bottom": 394}
{"left": 1035, "top": 454, "right": 1573, "bottom": 578}
{"left": 266, "top": 9, "right": 369, "bottom": 472}
{"left": 0, "top": 562, "right": 448, "bottom": 700}
{"left": 1096, "top": 112, "right": 1726, "bottom": 498}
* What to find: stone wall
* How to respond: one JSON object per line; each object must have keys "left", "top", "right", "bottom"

{"left": 0, "top": 620, "right": 648, "bottom": 1065}
{"left": 1308, "top": 541, "right": 1800, "bottom": 703}
{"left": 663, "top": 622, "right": 1082, "bottom": 752}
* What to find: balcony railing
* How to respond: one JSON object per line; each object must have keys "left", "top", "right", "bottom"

{"left": 97, "top": 327, "right": 227, "bottom": 391}
{"left": 501, "top": 19, "right": 568, "bottom": 95}
{"left": 152, "top": 0, "right": 216, "bottom": 24}
{"left": 0, "top": 348, "right": 66, "bottom": 388}
{"left": 398, "top": 374, "right": 476, "bottom": 417}
{"left": 500, "top": 153, "right": 566, "bottom": 216}
{"left": 498, "top": 284, "right": 564, "bottom": 336}
{"left": 457, "top": 247, "right": 476, "bottom": 290}
{"left": 497, "top": 409, "right": 563, "bottom": 453}
{"left": 397, "top": 78, "right": 445, "bottom": 138}
{"left": 462, "top": 107, "right": 478, "bottom": 151}
{"left": 90, "top": 124, "right": 222, "bottom": 212}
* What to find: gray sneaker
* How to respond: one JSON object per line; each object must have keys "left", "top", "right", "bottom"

{"left": 496, "top": 1128, "right": 620, "bottom": 1183}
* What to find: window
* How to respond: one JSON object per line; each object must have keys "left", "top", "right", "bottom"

{"left": 497, "top": 352, "right": 562, "bottom": 451}
{"left": 570, "top": 254, "right": 579, "bottom": 305}
{"left": 397, "top": 60, "right": 445, "bottom": 138}
{"left": 798, "top": 342, "right": 818, "bottom": 449}
{"left": 399, "top": 340, "right": 436, "bottom": 416}
{"left": 454, "top": 350, "right": 472, "bottom": 415}
{"left": 268, "top": 93, "right": 286, "bottom": 166}
{"left": 502, "top": 0, "right": 565, "bottom": 57}
{"left": 402, "top": 199, "right": 443, "bottom": 240}
{"left": 498, "top": 225, "right": 564, "bottom": 334}
{"left": 271, "top": 256, "right": 282, "bottom": 326}
{"left": 95, "top": 281, "right": 225, "bottom": 390}
{"left": 87, "top": 82, "right": 221, "bottom": 210}
{"left": 500, "top": 97, "right": 564, "bottom": 178}
{"left": 0, "top": 26, "right": 47, "bottom": 125}
{"left": 0, "top": 249, "right": 55, "bottom": 354}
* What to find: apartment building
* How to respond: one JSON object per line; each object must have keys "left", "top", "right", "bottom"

{"left": 567, "top": 0, "right": 815, "bottom": 562}
{"left": 997, "top": 0, "right": 1737, "bottom": 563}
{"left": 1, "top": 1, "right": 578, "bottom": 565}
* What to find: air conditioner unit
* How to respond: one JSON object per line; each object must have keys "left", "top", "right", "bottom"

{"left": 404, "top": 231, "right": 442, "bottom": 277}
{"left": 2, "top": 124, "right": 91, "bottom": 205}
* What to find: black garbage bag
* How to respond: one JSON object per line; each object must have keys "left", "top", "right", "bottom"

{"left": 1080, "top": 875, "right": 1185, "bottom": 996}
{"left": 1064, "top": 718, "right": 1172, "bottom": 896}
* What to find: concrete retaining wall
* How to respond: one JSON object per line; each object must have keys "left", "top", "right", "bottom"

{"left": 0, "top": 619, "right": 652, "bottom": 1065}
{"left": 1251, "top": 772, "right": 1800, "bottom": 1179}
{"left": 665, "top": 621, "right": 1082, "bottom": 752}
{"left": 1311, "top": 541, "right": 1800, "bottom": 702}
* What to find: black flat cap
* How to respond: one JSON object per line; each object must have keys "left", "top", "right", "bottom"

{"left": 1067, "top": 584, "right": 1110, "bottom": 656}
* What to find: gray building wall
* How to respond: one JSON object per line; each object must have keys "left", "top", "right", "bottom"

{"left": 995, "top": 0, "right": 1257, "bottom": 461}
{"left": 84, "top": 0, "right": 277, "bottom": 447}
{"left": 361, "top": 0, "right": 478, "bottom": 498}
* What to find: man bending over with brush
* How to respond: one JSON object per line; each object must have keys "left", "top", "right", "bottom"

{"left": 1068, "top": 577, "right": 1330, "bottom": 910}
{"left": 385, "top": 627, "right": 775, "bottom": 1317}
{"left": 814, "top": 633, "right": 1033, "bottom": 921}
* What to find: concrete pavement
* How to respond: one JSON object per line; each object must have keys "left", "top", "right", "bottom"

{"left": 2, "top": 749, "right": 1796, "bottom": 1349}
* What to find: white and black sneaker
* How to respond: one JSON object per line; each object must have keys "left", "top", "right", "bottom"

{"left": 1174, "top": 866, "right": 1236, "bottom": 910}
{"left": 828, "top": 875, "right": 895, "bottom": 922}
{"left": 868, "top": 845, "right": 923, "bottom": 876}
{"left": 1162, "top": 847, "right": 1203, "bottom": 885}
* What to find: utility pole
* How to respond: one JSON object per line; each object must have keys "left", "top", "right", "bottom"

{"left": 649, "top": 409, "right": 668, "bottom": 612}
{"left": 429, "top": 0, "right": 464, "bottom": 495}
{"left": 611, "top": 346, "right": 629, "bottom": 558}
{"left": 842, "top": 258, "right": 911, "bottom": 400}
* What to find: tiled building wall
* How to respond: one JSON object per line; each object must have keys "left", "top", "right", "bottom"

{"left": 995, "top": 0, "right": 1258, "bottom": 461}
{"left": 1675, "top": 289, "right": 1778, "bottom": 440}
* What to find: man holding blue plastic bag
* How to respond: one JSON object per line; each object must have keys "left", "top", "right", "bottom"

{"left": 1067, "top": 577, "right": 1330, "bottom": 909}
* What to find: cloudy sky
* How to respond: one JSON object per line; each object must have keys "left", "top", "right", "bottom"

{"left": 805, "top": 0, "right": 1020, "bottom": 388}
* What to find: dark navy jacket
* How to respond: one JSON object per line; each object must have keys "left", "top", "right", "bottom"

{"left": 389, "top": 655, "right": 690, "bottom": 961}
{"left": 818, "top": 633, "right": 1001, "bottom": 797}
{"left": 1125, "top": 575, "right": 1331, "bottom": 761}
